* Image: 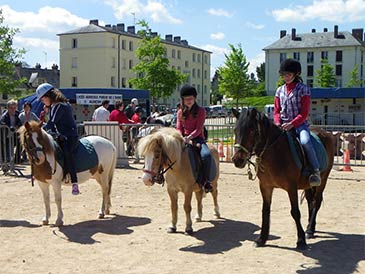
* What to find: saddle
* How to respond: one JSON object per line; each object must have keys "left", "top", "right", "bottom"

{"left": 53, "top": 137, "right": 99, "bottom": 174}
{"left": 286, "top": 131, "right": 328, "bottom": 176}
{"left": 185, "top": 143, "right": 216, "bottom": 185}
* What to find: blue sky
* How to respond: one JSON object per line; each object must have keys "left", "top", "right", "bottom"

{"left": 1, "top": 0, "right": 364, "bottom": 77}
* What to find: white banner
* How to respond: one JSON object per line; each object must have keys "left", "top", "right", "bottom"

{"left": 76, "top": 94, "right": 123, "bottom": 105}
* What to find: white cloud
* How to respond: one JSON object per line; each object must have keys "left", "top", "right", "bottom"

{"left": 104, "top": 0, "right": 182, "bottom": 24}
{"left": 14, "top": 36, "right": 59, "bottom": 50}
{"left": 271, "top": 0, "right": 365, "bottom": 22}
{"left": 210, "top": 32, "right": 225, "bottom": 40}
{"left": 0, "top": 5, "right": 89, "bottom": 33}
{"left": 245, "top": 21, "right": 264, "bottom": 30}
{"left": 247, "top": 52, "right": 265, "bottom": 75}
{"left": 207, "top": 8, "right": 233, "bottom": 17}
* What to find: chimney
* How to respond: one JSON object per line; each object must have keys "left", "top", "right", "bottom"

{"left": 324, "top": 27, "right": 328, "bottom": 32}
{"left": 117, "top": 23, "right": 125, "bottom": 32}
{"left": 334, "top": 25, "right": 338, "bottom": 38}
{"left": 352, "top": 28, "right": 364, "bottom": 42}
{"left": 173, "top": 36, "right": 181, "bottom": 43}
{"left": 280, "top": 30, "right": 287, "bottom": 38}
{"left": 151, "top": 32, "right": 158, "bottom": 38}
{"left": 52, "top": 64, "right": 58, "bottom": 70}
{"left": 105, "top": 24, "right": 111, "bottom": 28}
{"left": 291, "top": 28, "right": 296, "bottom": 40}
{"left": 89, "top": 19, "right": 99, "bottom": 26}
{"left": 165, "top": 34, "right": 173, "bottom": 41}
{"left": 127, "top": 26, "right": 135, "bottom": 34}
{"left": 311, "top": 28, "right": 316, "bottom": 33}
{"left": 181, "top": 40, "right": 189, "bottom": 46}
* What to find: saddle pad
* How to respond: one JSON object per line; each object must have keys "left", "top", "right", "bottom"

{"left": 54, "top": 137, "right": 99, "bottom": 172}
{"left": 287, "top": 131, "right": 328, "bottom": 174}
{"left": 187, "top": 144, "right": 216, "bottom": 184}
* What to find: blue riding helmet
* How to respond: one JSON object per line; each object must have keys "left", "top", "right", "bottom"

{"left": 36, "top": 83, "right": 54, "bottom": 101}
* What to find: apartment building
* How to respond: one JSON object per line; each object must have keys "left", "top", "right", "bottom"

{"left": 58, "top": 20, "right": 211, "bottom": 108}
{"left": 263, "top": 25, "right": 365, "bottom": 95}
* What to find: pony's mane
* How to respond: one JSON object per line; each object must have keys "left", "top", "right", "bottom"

{"left": 18, "top": 121, "right": 53, "bottom": 154}
{"left": 138, "top": 127, "right": 184, "bottom": 163}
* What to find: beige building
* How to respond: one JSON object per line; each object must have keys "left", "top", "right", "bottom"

{"left": 58, "top": 19, "right": 211, "bottom": 108}
{"left": 263, "top": 26, "right": 365, "bottom": 95}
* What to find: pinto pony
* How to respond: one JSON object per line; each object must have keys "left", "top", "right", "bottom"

{"left": 18, "top": 121, "right": 117, "bottom": 226}
{"left": 232, "top": 109, "right": 334, "bottom": 249}
{"left": 138, "top": 127, "right": 220, "bottom": 234}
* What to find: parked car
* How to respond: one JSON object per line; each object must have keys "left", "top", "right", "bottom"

{"left": 263, "top": 104, "right": 275, "bottom": 120}
{"left": 210, "top": 105, "right": 227, "bottom": 118}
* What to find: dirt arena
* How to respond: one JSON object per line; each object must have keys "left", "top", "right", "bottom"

{"left": 1, "top": 162, "right": 364, "bottom": 274}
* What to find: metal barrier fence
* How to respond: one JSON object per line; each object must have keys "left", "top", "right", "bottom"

{"left": 204, "top": 123, "right": 365, "bottom": 167}
{"left": 0, "top": 125, "right": 24, "bottom": 176}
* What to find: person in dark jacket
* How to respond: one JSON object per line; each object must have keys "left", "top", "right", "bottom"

{"left": 36, "top": 83, "right": 80, "bottom": 195}
{"left": 0, "top": 99, "right": 22, "bottom": 164}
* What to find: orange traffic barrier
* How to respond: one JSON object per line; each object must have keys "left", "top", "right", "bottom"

{"left": 218, "top": 140, "right": 225, "bottom": 159}
{"left": 340, "top": 148, "right": 353, "bottom": 171}
{"left": 225, "top": 145, "right": 232, "bottom": 162}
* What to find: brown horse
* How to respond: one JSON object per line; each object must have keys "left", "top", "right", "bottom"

{"left": 232, "top": 108, "right": 334, "bottom": 249}
{"left": 138, "top": 127, "right": 220, "bottom": 234}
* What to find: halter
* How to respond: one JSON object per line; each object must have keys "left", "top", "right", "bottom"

{"left": 143, "top": 145, "right": 176, "bottom": 186}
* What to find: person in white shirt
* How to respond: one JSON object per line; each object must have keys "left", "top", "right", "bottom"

{"left": 92, "top": 100, "right": 110, "bottom": 121}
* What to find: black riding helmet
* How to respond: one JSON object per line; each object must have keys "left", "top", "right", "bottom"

{"left": 279, "top": 59, "right": 301, "bottom": 74}
{"left": 180, "top": 84, "right": 197, "bottom": 98}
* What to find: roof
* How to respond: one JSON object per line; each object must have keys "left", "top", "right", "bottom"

{"left": 58, "top": 23, "right": 211, "bottom": 53}
{"left": 311, "top": 87, "right": 365, "bottom": 99}
{"left": 264, "top": 31, "right": 363, "bottom": 50}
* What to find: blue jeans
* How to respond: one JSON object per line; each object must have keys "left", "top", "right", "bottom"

{"left": 192, "top": 137, "right": 212, "bottom": 183}
{"left": 295, "top": 123, "right": 319, "bottom": 171}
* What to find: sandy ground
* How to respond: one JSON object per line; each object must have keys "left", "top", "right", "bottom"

{"left": 0, "top": 162, "right": 364, "bottom": 274}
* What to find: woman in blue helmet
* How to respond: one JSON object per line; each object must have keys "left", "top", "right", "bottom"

{"left": 36, "top": 83, "right": 80, "bottom": 195}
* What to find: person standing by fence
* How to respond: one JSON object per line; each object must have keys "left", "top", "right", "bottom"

{"left": 92, "top": 100, "right": 110, "bottom": 121}
{"left": 19, "top": 102, "right": 40, "bottom": 124}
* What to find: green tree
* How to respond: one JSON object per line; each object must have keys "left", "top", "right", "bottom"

{"left": 346, "top": 65, "right": 362, "bottom": 87}
{"left": 256, "top": 62, "right": 265, "bottom": 82}
{"left": 252, "top": 62, "right": 266, "bottom": 96}
{"left": 218, "top": 44, "right": 251, "bottom": 107}
{"left": 210, "top": 70, "right": 223, "bottom": 104}
{"left": 129, "top": 20, "right": 187, "bottom": 107}
{"left": 314, "top": 59, "right": 336, "bottom": 87}
{"left": 0, "top": 10, "right": 26, "bottom": 97}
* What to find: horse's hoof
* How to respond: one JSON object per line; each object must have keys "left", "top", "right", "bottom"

{"left": 167, "top": 227, "right": 176, "bottom": 233}
{"left": 254, "top": 237, "right": 266, "bottom": 247}
{"left": 305, "top": 232, "right": 315, "bottom": 239}
{"left": 98, "top": 213, "right": 105, "bottom": 219}
{"left": 55, "top": 220, "right": 64, "bottom": 227}
{"left": 214, "top": 213, "right": 221, "bottom": 219}
{"left": 185, "top": 228, "right": 194, "bottom": 235}
{"left": 296, "top": 241, "right": 309, "bottom": 250}
{"left": 105, "top": 209, "right": 110, "bottom": 215}
{"left": 195, "top": 216, "right": 202, "bottom": 222}
{"left": 42, "top": 219, "right": 49, "bottom": 226}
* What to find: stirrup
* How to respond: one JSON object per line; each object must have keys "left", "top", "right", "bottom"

{"left": 309, "top": 172, "right": 321, "bottom": 187}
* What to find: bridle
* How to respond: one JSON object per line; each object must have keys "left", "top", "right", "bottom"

{"left": 143, "top": 145, "right": 176, "bottom": 186}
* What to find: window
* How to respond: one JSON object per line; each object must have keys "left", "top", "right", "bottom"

{"left": 121, "top": 77, "right": 126, "bottom": 88}
{"left": 112, "top": 38, "right": 116, "bottom": 48}
{"left": 122, "top": 40, "right": 126, "bottom": 50}
{"left": 185, "top": 60, "right": 189, "bottom": 68}
{"left": 307, "top": 52, "right": 314, "bottom": 63}
{"left": 112, "top": 57, "right": 116, "bottom": 68}
{"left": 172, "top": 49, "right": 176, "bottom": 58}
{"left": 111, "top": 76, "right": 115, "bottom": 87}
{"left": 129, "top": 41, "right": 133, "bottom": 51}
{"left": 306, "top": 79, "right": 313, "bottom": 87}
{"left": 336, "top": 50, "right": 342, "bottom": 62}
{"left": 177, "top": 50, "right": 181, "bottom": 59}
{"left": 197, "top": 69, "right": 201, "bottom": 78}
{"left": 204, "top": 55, "right": 208, "bottom": 64}
{"left": 71, "top": 57, "right": 77, "bottom": 68}
{"left": 321, "top": 51, "right": 328, "bottom": 60}
{"left": 129, "top": 83, "right": 133, "bottom": 88}
{"left": 192, "top": 53, "right": 196, "bottom": 62}
{"left": 280, "top": 53, "right": 287, "bottom": 63}
{"left": 307, "top": 65, "right": 313, "bottom": 77}
{"left": 177, "top": 66, "right": 181, "bottom": 71}
{"left": 336, "top": 65, "right": 342, "bottom": 76}
{"left": 2, "top": 93, "right": 8, "bottom": 100}
{"left": 72, "top": 77, "right": 77, "bottom": 87}
{"left": 129, "top": 59, "right": 133, "bottom": 69}
{"left": 122, "top": 59, "right": 126, "bottom": 69}
{"left": 204, "top": 70, "right": 207, "bottom": 79}
{"left": 72, "top": 38, "right": 78, "bottom": 48}
{"left": 293, "top": 52, "right": 300, "bottom": 61}
{"left": 197, "top": 54, "right": 201, "bottom": 63}
{"left": 192, "top": 68, "right": 196, "bottom": 78}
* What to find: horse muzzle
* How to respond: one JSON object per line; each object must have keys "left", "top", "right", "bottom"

{"left": 232, "top": 152, "right": 247, "bottom": 169}
{"left": 142, "top": 170, "right": 155, "bottom": 186}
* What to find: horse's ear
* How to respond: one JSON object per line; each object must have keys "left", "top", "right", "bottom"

{"left": 232, "top": 108, "right": 240, "bottom": 119}
{"left": 24, "top": 121, "right": 31, "bottom": 131}
{"left": 249, "top": 108, "right": 258, "bottom": 119}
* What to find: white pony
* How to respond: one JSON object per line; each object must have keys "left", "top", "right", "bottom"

{"left": 138, "top": 127, "right": 220, "bottom": 234}
{"left": 18, "top": 121, "right": 116, "bottom": 226}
